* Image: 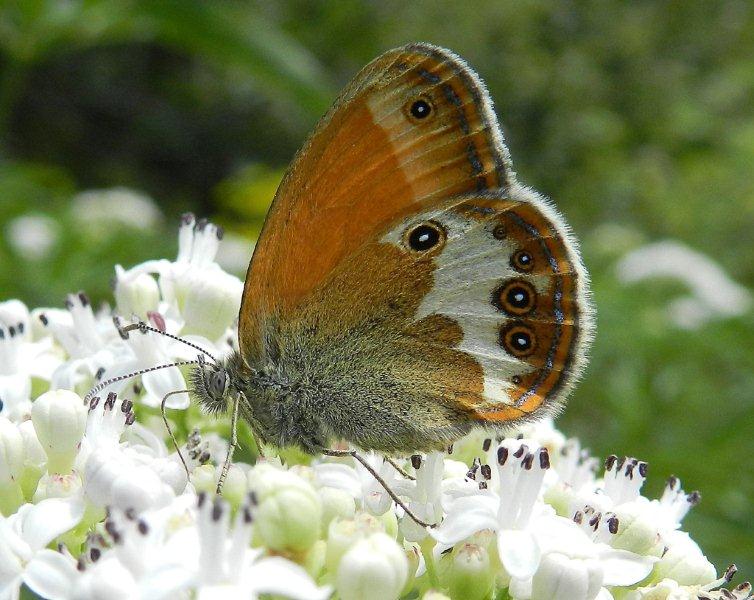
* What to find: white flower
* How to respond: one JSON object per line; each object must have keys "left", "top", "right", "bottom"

{"left": 41, "top": 293, "right": 123, "bottom": 395}
{"left": 5, "top": 214, "right": 59, "bottom": 261}
{"left": 0, "top": 300, "right": 61, "bottom": 422}
{"left": 0, "top": 496, "right": 85, "bottom": 599}
{"left": 70, "top": 188, "right": 162, "bottom": 230}
{"left": 616, "top": 240, "right": 752, "bottom": 329}
{"left": 395, "top": 452, "right": 446, "bottom": 541}
{"left": 315, "top": 451, "right": 401, "bottom": 516}
{"left": 433, "top": 441, "right": 555, "bottom": 579}
{"left": 115, "top": 214, "right": 243, "bottom": 343}
{"left": 626, "top": 565, "right": 751, "bottom": 600}
{"left": 31, "top": 389, "right": 88, "bottom": 474}
{"left": 336, "top": 532, "right": 408, "bottom": 600}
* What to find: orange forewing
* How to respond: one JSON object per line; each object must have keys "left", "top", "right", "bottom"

{"left": 239, "top": 44, "right": 511, "bottom": 358}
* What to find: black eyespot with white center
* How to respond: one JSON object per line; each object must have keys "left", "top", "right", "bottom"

{"left": 500, "top": 322, "right": 537, "bottom": 358}
{"left": 511, "top": 250, "right": 534, "bottom": 273}
{"left": 405, "top": 96, "right": 434, "bottom": 122}
{"left": 405, "top": 221, "right": 446, "bottom": 254}
{"left": 492, "top": 279, "right": 536, "bottom": 316}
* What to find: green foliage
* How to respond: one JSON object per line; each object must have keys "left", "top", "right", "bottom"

{"left": 1, "top": 0, "right": 752, "bottom": 576}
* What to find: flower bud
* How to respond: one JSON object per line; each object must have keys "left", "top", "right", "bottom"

{"left": 611, "top": 503, "right": 664, "bottom": 556}
{"left": 0, "top": 416, "right": 24, "bottom": 512}
{"left": 177, "top": 269, "right": 242, "bottom": 341}
{"left": 326, "top": 513, "right": 384, "bottom": 575}
{"left": 443, "top": 543, "right": 495, "bottom": 600}
{"left": 191, "top": 464, "right": 217, "bottom": 494}
{"left": 253, "top": 467, "right": 322, "bottom": 553}
{"left": 320, "top": 486, "right": 356, "bottom": 533}
{"left": 33, "top": 471, "right": 83, "bottom": 502}
{"left": 114, "top": 266, "right": 160, "bottom": 319}
{"left": 650, "top": 533, "right": 716, "bottom": 586}
{"left": 531, "top": 553, "right": 603, "bottom": 600}
{"left": 31, "top": 389, "right": 87, "bottom": 474}
{"left": 18, "top": 420, "right": 45, "bottom": 498}
{"left": 336, "top": 532, "right": 408, "bottom": 600}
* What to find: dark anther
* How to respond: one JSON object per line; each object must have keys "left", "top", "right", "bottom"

{"left": 687, "top": 491, "right": 701, "bottom": 505}
{"left": 17, "top": 322, "right": 24, "bottom": 334}
{"left": 197, "top": 492, "right": 207, "bottom": 508}
{"left": 249, "top": 491, "right": 259, "bottom": 506}
{"left": 589, "top": 514, "right": 600, "bottom": 530}
{"left": 90, "top": 547, "right": 101, "bottom": 562}
{"left": 196, "top": 218, "right": 208, "bottom": 231}
{"left": 480, "top": 464, "right": 492, "bottom": 480}
{"left": 497, "top": 446, "right": 509, "bottom": 465}
{"left": 482, "top": 438, "right": 492, "bottom": 452}
{"left": 105, "top": 392, "right": 117, "bottom": 410}
{"left": 89, "top": 397, "right": 100, "bottom": 411}
{"left": 121, "top": 400, "right": 133, "bottom": 413}
{"left": 243, "top": 506, "right": 253, "bottom": 524}
{"left": 125, "top": 412, "right": 136, "bottom": 426}
{"left": 573, "top": 511, "right": 583, "bottom": 524}
{"left": 181, "top": 212, "right": 194, "bottom": 225}
{"left": 199, "top": 450, "right": 210, "bottom": 463}
{"left": 211, "top": 498, "right": 223, "bottom": 522}
{"left": 8, "top": 326, "right": 15, "bottom": 337}
{"left": 608, "top": 516, "right": 619, "bottom": 535}
{"left": 539, "top": 448, "right": 550, "bottom": 469}
{"left": 39, "top": 313, "right": 49, "bottom": 326}
{"left": 513, "top": 444, "right": 527, "bottom": 458}
{"left": 65, "top": 296, "right": 74, "bottom": 310}
{"left": 478, "top": 481, "right": 488, "bottom": 490}
{"left": 137, "top": 520, "right": 149, "bottom": 535}
{"left": 124, "top": 508, "right": 136, "bottom": 520}
{"left": 522, "top": 453, "right": 534, "bottom": 470}
{"left": 78, "top": 291, "right": 90, "bottom": 306}
{"left": 411, "top": 454, "right": 422, "bottom": 470}
{"left": 638, "top": 462, "right": 648, "bottom": 478}
{"left": 724, "top": 565, "right": 738, "bottom": 582}
{"left": 605, "top": 455, "right": 618, "bottom": 470}
{"left": 447, "top": 443, "right": 454, "bottom": 454}
{"left": 666, "top": 476, "right": 679, "bottom": 490}
{"left": 215, "top": 225, "right": 225, "bottom": 240}
{"left": 77, "top": 557, "right": 86, "bottom": 572}
{"left": 95, "top": 367, "right": 105, "bottom": 380}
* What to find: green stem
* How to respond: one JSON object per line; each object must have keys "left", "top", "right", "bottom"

{"left": 420, "top": 536, "right": 440, "bottom": 589}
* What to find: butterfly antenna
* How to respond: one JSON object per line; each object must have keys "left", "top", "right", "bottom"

{"left": 323, "top": 449, "right": 436, "bottom": 528}
{"left": 113, "top": 316, "right": 218, "bottom": 363}
{"left": 162, "top": 389, "right": 192, "bottom": 478}
{"left": 83, "top": 359, "right": 201, "bottom": 404}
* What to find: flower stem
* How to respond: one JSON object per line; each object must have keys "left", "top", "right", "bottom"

{"left": 420, "top": 537, "right": 440, "bottom": 589}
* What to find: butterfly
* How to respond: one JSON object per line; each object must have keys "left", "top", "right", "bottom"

{"left": 100, "top": 43, "right": 593, "bottom": 522}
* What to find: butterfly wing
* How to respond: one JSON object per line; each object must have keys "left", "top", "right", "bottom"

{"left": 239, "top": 43, "right": 512, "bottom": 357}
{"left": 283, "top": 186, "right": 592, "bottom": 448}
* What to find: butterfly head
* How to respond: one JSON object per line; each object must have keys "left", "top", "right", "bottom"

{"left": 191, "top": 356, "right": 231, "bottom": 415}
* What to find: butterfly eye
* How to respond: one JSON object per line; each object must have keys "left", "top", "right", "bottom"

{"left": 405, "top": 221, "right": 446, "bottom": 253}
{"left": 500, "top": 323, "right": 536, "bottom": 358}
{"left": 511, "top": 250, "right": 534, "bottom": 273}
{"left": 405, "top": 96, "right": 434, "bottom": 122}
{"left": 492, "top": 280, "right": 537, "bottom": 316}
{"left": 209, "top": 370, "right": 227, "bottom": 397}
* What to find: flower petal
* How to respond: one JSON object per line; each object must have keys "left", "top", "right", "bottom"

{"left": 23, "top": 549, "right": 78, "bottom": 600}
{"left": 432, "top": 495, "right": 498, "bottom": 545}
{"left": 142, "top": 369, "right": 189, "bottom": 409}
{"left": 246, "top": 556, "right": 331, "bottom": 600}
{"left": 22, "top": 497, "right": 85, "bottom": 551}
{"left": 498, "top": 528, "right": 542, "bottom": 580}
{"left": 599, "top": 549, "right": 657, "bottom": 586}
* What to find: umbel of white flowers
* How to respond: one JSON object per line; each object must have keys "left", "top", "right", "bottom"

{"left": 0, "top": 213, "right": 750, "bottom": 600}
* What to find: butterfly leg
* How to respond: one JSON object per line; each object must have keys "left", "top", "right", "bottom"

{"left": 322, "top": 449, "right": 435, "bottom": 529}
{"left": 216, "top": 391, "right": 241, "bottom": 495}
{"left": 161, "top": 389, "right": 191, "bottom": 478}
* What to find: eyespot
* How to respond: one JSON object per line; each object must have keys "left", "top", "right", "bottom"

{"left": 405, "top": 96, "right": 434, "bottom": 122}
{"left": 405, "top": 221, "right": 446, "bottom": 253}
{"left": 492, "top": 279, "right": 537, "bottom": 316}
{"left": 492, "top": 225, "right": 506, "bottom": 240}
{"left": 511, "top": 250, "right": 534, "bottom": 273}
{"left": 499, "top": 323, "right": 536, "bottom": 358}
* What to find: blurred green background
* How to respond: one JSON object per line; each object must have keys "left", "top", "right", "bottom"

{"left": 1, "top": 0, "right": 753, "bottom": 577}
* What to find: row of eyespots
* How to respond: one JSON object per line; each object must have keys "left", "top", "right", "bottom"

{"left": 492, "top": 229, "right": 538, "bottom": 358}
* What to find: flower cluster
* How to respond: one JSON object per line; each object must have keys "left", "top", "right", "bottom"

{"left": 0, "top": 216, "right": 749, "bottom": 600}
